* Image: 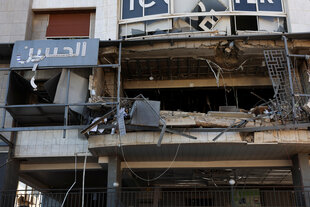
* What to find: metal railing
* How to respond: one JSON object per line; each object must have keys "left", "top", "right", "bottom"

{"left": 0, "top": 187, "right": 310, "bottom": 207}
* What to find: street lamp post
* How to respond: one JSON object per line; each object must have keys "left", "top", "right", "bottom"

{"left": 229, "top": 179, "right": 236, "bottom": 207}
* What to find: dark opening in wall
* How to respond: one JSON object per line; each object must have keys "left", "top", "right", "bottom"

{"left": 125, "top": 87, "right": 274, "bottom": 113}
{"left": 6, "top": 72, "right": 86, "bottom": 126}
{"left": 230, "top": 16, "right": 236, "bottom": 35}
{"left": 235, "top": 16, "right": 258, "bottom": 31}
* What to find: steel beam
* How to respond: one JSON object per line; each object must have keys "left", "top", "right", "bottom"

{"left": 282, "top": 36, "right": 297, "bottom": 122}
{"left": 117, "top": 42, "right": 122, "bottom": 119}
{"left": 0, "top": 134, "right": 13, "bottom": 147}
{"left": 124, "top": 123, "right": 310, "bottom": 133}
{"left": 1, "top": 70, "right": 11, "bottom": 129}
{"left": 63, "top": 69, "right": 71, "bottom": 138}
{"left": 0, "top": 125, "right": 87, "bottom": 132}
{"left": 120, "top": 160, "right": 292, "bottom": 169}
{"left": 0, "top": 102, "right": 118, "bottom": 108}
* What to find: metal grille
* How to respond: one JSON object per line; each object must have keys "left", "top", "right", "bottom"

{"left": 264, "top": 50, "right": 292, "bottom": 120}
{"left": 1, "top": 187, "right": 310, "bottom": 207}
{"left": 264, "top": 50, "right": 305, "bottom": 121}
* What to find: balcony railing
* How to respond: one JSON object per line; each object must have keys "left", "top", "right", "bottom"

{"left": 1, "top": 186, "right": 310, "bottom": 207}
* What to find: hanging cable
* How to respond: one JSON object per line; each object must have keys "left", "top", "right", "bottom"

{"left": 233, "top": 87, "right": 239, "bottom": 109}
{"left": 206, "top": 59, "right": 220, "bottom": 87}
{"left": 0, "top": 159, "right": 12, "bottom": 169}
{"left": 205, "top": 59, "right": 229, "bottom": 105}
{"left": 118, "top": 134, "right": 181, "bottom": 182}
{"left": 61, "top": 155, "right": 77, "bottom": 207}
{"left": 81, "top": 154, "right": 87, "bottom": 207}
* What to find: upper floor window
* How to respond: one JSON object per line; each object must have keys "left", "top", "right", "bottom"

{"left": 46, "top": 12, "right": 91, "bottom": 38}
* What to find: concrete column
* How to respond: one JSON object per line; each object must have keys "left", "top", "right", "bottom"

{"left": 0, "top": 153, "right": 8, "bottom": 191}
{"left": 107, "top": 156, "right": 121, "bottom": 207}
{"left": 153, "top": 188, "right": 161, "bottom": 207}
{"left": 292, "top": 153, "right": 310, "bottom": 207}
{"left": 95, "top": 0, "right": 119, "bottom": 40}
{"left": 0, "top": 0, "right": 33, "bottom": 42}
{"left": 0, "top": 157, "right": 20, "bottom": 207}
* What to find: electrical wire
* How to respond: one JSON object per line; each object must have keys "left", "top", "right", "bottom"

{"left": 118, "top": 134, "right": 181, "bottom": 182}
{"left": 61, "top": 155, "right": 77, "bottom": 207}
{"left": 234, "top": 87, "right": 239, "bottom": 109}
{"left": 205, "top": 59, "right": 229, "bottom": 105}
{"left": 81, "top": 154, "right": 87, "bottom": 207}
{"left": 0, "top": 159, "right": 12, "bottom": 169}
{"left": 206, "top": 60, "right": 220, "bottom": 87}
{"left": 201, "top": 58, "right": 248, "bottom": 72}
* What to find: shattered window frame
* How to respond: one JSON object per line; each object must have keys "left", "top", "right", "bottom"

{"left": 119, "top": 0, "right": 287, "bottom": 38}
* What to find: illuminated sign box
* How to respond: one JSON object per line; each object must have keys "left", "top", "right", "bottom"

{"left": 10, "top": 39, "right": 100, "bottom": 68}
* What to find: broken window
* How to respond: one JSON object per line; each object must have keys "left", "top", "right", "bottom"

{"left": 258, "top": 17, "right": 286, "bottom": 33}
{"left": 119, "top": 0, "right": 286, "bottom": 38}
{"left": 120, "top": 20, "right": 173, "bottom": 38}
{"left": 233, "top": 16, "right": 287, "bottom": 33}
{"left": 235, "top": 16, "right": 258, "bottom": 31}
{"left": 125, "top": 88, "right": 274, "bottom": 113}
{"left": 6, "top": 69, "right": 91, "bottom": 126}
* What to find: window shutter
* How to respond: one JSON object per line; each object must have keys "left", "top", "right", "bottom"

{"left": 46, "top": 13, "right": 90, "bottom": 37}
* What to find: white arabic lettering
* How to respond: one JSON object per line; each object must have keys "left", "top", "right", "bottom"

{"left": 17, "top": 42, "right": 87, "bottom": 65}
{"left": 81, "top": 42, "right": 87, "bottom": 56}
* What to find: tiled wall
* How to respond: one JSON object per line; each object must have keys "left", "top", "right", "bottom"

{"left": 15, "top": 130, "right": 89, "bottom": 157}
{"left": 31, "top": 14, "right": 48, "bottom": 40}
{"left": 0, "top": 67, "right": 13, "bottom": 143}
{"left": 94, "top": 0, "right": 119, "bottom": 40}
{"left": 32, "top": 0, "right": 97, "bottom": 10}
{"left": 32, "top": 0, "right": 119, "bottom": 40}
{"left": 286, "top": 0, "right": 310, "bottom": 33}
{"left": 0, "top": 0, "right": 33, "bottom": 43}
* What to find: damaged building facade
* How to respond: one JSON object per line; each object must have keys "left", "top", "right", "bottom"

{"left": 0, "top": 0, "right": 310, "bottom": 206}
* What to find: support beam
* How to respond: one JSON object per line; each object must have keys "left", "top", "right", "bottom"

{"left": 0, "top": 153, "right": 8, "bottom": 191}
{"left": 20, "top": 163, "right": 102, "bottom": 171}
{"left": 107, "top": 156, "right": 121, "bottom": 207}
{"left": 98, "top": 156, "right": 109, "bottom": 164}
{"left": 292, "top": 154, "right": 310, "bottom": 207}
{"left": 98, "top": 156, "right": 109, "bottom": 169}
{"left": 0, "top": 134, "right": 12, "bottom": 148}
{"left": 19, "top": 174, "right": 50, "bottom": 189}
{"left": 123, "top": 76, "right": 271, "bottom": 89}
{"left": 0, "top": 158, "right": 19, "bottom": 206}
{"left": 120, "top": 160, "right": 292, "bottom": 169}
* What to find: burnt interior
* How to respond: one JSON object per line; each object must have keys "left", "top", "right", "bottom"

{"left": 125, "top": 87, "right": 274, "bottom": 113}
{"left": 122, "top": 57, "right": 268, "bottom": 81}
{"left": 235, "top": 16, "right": 258, "bottom": 31}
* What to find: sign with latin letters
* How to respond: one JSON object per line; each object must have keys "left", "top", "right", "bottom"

{"left": 10, "top": 39, "right": 99, "bottom": 68}
{"left": 234, "top": 0, "right": 283, "bottom": 12}
{"left": 122, "top": 0, "right": 169, "bottom": 19}
{"left": 122, "top": 0, "right": 283, "bottom": 19}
